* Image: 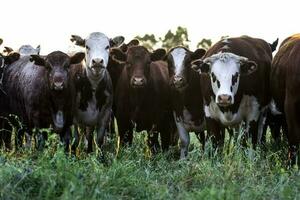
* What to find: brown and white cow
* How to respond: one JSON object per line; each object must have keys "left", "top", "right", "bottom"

{"left": 166, "top": 46, "right": 206, "bottom": 158}
{"left": 3, "top": 51, "right": 84, "bottom": 150}
{"left": 270, "top": 33, "right": 300, "bottom": 164}
{"left": 70, "top": 32, "right": 124, "bottom": 154}
{"left": 192, "top": 36, "right": 272, "bottom": 147}
{"left": 113, "top": 45, "right": 174, "bottom": 153}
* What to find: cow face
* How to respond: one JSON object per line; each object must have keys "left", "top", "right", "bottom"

{"left": 168, "top": 47, "right": 205, "bottom": 90}
{"left": 70, "top": 32, "right": 124, "bottom": 78}
{"left": 31, "top": 51, "right": 85, "bottom": 91}
{"left": 18, "top": 45, "right": 40, "bottom": 57}
{"left": 112, "top": 46, "right": 166, "bottom": 89}
{"left": 192, "top": 52, "right": 257, "bottom": 107}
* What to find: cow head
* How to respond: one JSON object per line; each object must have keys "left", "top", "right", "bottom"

{"left": 167, "top": 46, "right": 206, "bottom": 90}
{"left": 70, "top": 32, "right": 124, "bottom": 78}
{"left": 112, "top": 45, "right": 166, "bottom": 89}
{"left": 30, "top": 51, "right": 85, "bottom": 91}
{"left": 19, "top": 45, "right": 40, "bottom": 56}
{"left": 192, "top": 52, "right": 257, "bottom": 107}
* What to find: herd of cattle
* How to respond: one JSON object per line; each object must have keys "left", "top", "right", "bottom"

{"left": 0, "top": 32, "right": 299, "bottom": 164}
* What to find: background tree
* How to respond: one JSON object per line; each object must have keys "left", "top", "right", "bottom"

{"left": 135, "top": 34, "right": 158, "bottom": 51}
{"left": 160, "top": 26, "right": 190, "bottom": 50}
{"left": 196, "top": 38, "right": 212, "bottom": 50}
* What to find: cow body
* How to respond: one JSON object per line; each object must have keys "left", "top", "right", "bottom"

{"left": 114, "top": 46, "right": 173, "bottom": 153}
{"left": 270, "top": 34, "right": 300, "bottom": 164}
{"left": 3, "top": 51, "right": 84, "bottom": 150}
{"left": 70, "top": 32, "right": 124, "bottom": 153}
{"left": 167, "top": 46, "right": 206, "bottom": 158}
{"left": 193, "top": 36, "right": 272, "bottom": 146}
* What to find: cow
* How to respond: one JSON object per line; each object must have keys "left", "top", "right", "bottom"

{"left": 3, "top": 45, "right": 40, "bottom": 57}
{"left": 69, "top": 32, "right": 124, "bottom": 154}
{"left": 0, "top": 49, "right": 20, "bottom": 150}
{"left": 166, "top": 46, "right": 206, "bottom": 158}
{"left": 2, "top": 51, "right": 84, "bottom": 150}
{"left": 192, "top": 36, "right": 273, "bottom": 148}
{"left": 113, "top": 45, "right": 174, "bottom": 154}
{"left": 270, "top": 33, "right": 300, "bottom": 165}
{"left": 107, "top": 39, "right": 140, "bottom": 135}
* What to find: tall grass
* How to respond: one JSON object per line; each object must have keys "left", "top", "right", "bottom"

{"left": 0, "top": 132, "right": 299, "bottom": 200}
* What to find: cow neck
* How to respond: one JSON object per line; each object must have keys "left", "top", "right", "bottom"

{"left": 85, "top": 65, "right": 105, "bottom": 92}
{"left": 129, "top": 82, "right": 151, "bottom": 119}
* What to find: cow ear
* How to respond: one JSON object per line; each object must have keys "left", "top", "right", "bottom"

{"left": 110, "top": 36, "right": 125, "bottom": 47}
{"left": 128, "top": 39, "right": 139, "bottom": 47}
{"left": 30, "top": 55, "right": 46, "bottom": 66}
{"left": 70, "top": 52, "right": 85, "bottom": 65}
{"left": 0, "top": 38, "right": 2, "bottom": 45}
{"left": 3, "top": 46, "right": 14, "bottom": 54}
{"left": 191, "top": 59, "right": 210, "bottom": 74}
{"left": 70, "top": 35, "right": 85, "bottom": 47}
{"left": 240, "top": 60, "right": 257, "bottom": 76}
{"left": 110, "top": 48, "right": 126, "bottom": 65}
{"left": 191, "top": 48, "right": 206, "bottom": 61}
{"left": 4, "top": 52, "right": 20, "bottom": 65}
{"left": 151, "top": 48, "right": 166, "bottom": 61}
{"left": 36, "top": 45, "right": 41, "bottom": 55}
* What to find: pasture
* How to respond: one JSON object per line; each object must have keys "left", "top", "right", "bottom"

{"left": 0, "top": 130, "right": 299, "bottom": 200}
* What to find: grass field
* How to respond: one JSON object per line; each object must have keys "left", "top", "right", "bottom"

{"left": 0, "top": 131, "right": 300, "bottom": 200}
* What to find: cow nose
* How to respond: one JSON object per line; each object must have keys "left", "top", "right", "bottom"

{"left": 217, "top": 94, "right": 232, "bottom": 106}
{"left": 133, "top": 77, "right": 145, "bottom": 86}
{"left": 92, "top": 58, "right": 104, "bottom": 65}
{"left": 174, "top": 76, "right": 183, "bottom": 83}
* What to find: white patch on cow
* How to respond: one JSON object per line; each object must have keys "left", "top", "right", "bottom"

{"left": 53, "top": 110, "right": 64, "bottom": 128}
{"left": 222, "top": 39, "right": 230, "bottom": 44}
{"left": 269, "top": 99, "right": 282, "bottom": 115}
{"left": 85, "top": 32, "right": 110, "bottom": 68}
{"left": 86, "top": 67, "right": 105, "bottom": 89}
{"left": 174, "top": 107, "right": 205, "bottom": 132}
{"left": 221, "top": 45, "right": 230, "bottom": 50}
{"left": 208, "top": 52, "right": 242, "bottom": 104}
{"left": 170, "top": 47, "right": 187, "bottom": 76}
{"left": 76, "top": 92, "right": 100, "bottom": 126}
{"left": 205, "top": 95, "right": 260, "bottom": 126}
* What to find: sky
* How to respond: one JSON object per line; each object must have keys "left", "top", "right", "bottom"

{"left": 0, "top": 0, "right": 299, "bottom": 54}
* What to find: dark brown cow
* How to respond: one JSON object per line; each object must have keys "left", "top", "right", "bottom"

{"left": 166, "top": 46, "right": 206, "bottom": 158}
{"left": 3, "top": 51, "right": 84, "bottom": 150}
{"left": 0, "top": 52, "right": 20, "bottom": 149}
{"left": 192, "top": 36, "right": 272, "bottom": 147}
{"left": 270, "top": 34, "right": 300, "bottom": 164}
{"left": 113, "top": 45, "right": 173, "bottom": 153}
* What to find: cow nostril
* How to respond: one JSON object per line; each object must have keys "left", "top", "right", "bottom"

{"left": 99, "top": 59, "right": 104, "bottom": 64}
{"left": 228, "top": 96, "right": 232, "bottom": 102}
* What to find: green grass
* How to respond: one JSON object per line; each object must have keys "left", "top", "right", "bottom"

{"left": 0, "top": 132, "right": 300, "bottom": 200}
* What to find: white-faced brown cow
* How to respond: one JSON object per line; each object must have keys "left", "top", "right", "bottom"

{"left": 70, "top": 32, "right": 124, "bottom": 154}
{"left": 192, "top": 36, "right": 272, "bottom": 147}
{"left": 2, "top": 51, "right": 84, "bottom": 150}
{"left": 270, "top": 34, "right": 300, "bottom": 165}
{"left": 166, "top": 46, "right": 206, "bottom": 158}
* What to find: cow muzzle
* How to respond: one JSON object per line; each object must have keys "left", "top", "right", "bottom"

{"left": 131, "top": 76, "right": 146, "bottom": 88}
{"left": 217, "top": 94, "right": 233, "bottom": 107}
{"left": 173, "top": 75, "right": 187, "bottom": 89}
{"left": 53, "top": 76, "right": 65, "bottom": 91}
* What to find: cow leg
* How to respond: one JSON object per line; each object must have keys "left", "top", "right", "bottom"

{"left": 206, "top": 117, "right": 224, "bottom": 148}
{"left": 247, "top": 120, "right": 259, "bottom": 148}
{"left": 285, "top": 97, "right": 300, "bottom": 166}
{"left": 118, "top": 118, "right": 134, "bottom": 147}
{"left": 60, "top": 126, "right": 71, "bottom": 153}
{"left": 173, "top": 113, "right": 190, "bottom": 159}
{"left": 147, "top": 130, "right": 160, "bottom": 155}
{"left": 1, "top": 120, "right": 12, "bottom": 150}
{"left": 85, "top": 126, "right": 94, "bottom": 153}
{"left": 195, "top": 131, "right": 205, "bottom": 150}
{"left": 71, "top": 124, "right": 80, "bottom": 154}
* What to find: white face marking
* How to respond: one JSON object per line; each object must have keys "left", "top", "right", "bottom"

{"left": 205, "top": 95, "right": 260, "bottom": 126}
{"left": 208, "top": 53, "right": 241, "bottom": 104}
{"left": 170, "top": 47, "right": 187, "bottom": 76}
{"left": 18, "top": 45, "right": 40, "bottom": 57}
{"left": 53, "top": 110, "right": 64, "bottom": 128}
{"left": 85, "top": 32, "right": 110, "bottom": 69}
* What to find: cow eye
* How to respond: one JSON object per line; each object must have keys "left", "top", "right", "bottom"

{"left": 86, "top": 46, "right": 90, "bottom": 51}
{"left": 105, "top": 45, "right": 109, "bottom": 50}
